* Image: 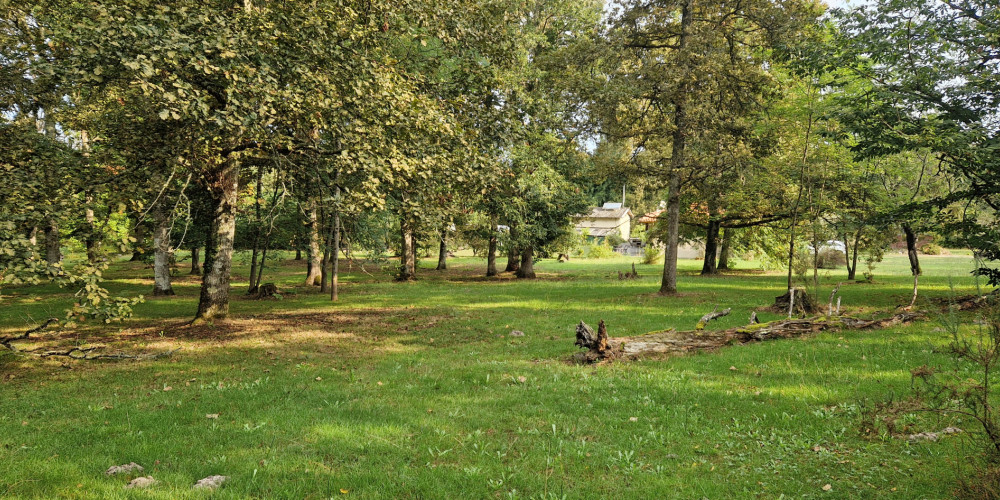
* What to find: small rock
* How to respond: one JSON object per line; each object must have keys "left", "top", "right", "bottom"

{"left": 941, "top": 427, "right": 963, "bottom": 434}
{"left": 906, "top": 432, "right": 939, "bottom": 442}
{"left": 206, "top": 413, "right": 220, "bottom": 419}
{"left": 105, "top": 462, "right": 144, "bottom": 476}
{"left": 510, "top": 330, "right": 525, "bottom": 337}
{"left": 193, "top": 475, "right": 228, "bottom": 490}
{"left": 126, "top": 476, "right": 157, "bottom": 489}
{"left": 628, "top": 416, "right": 638, "bottom": 422}
{"left": 729, "top": 366, "right": 737, "bottom": 371}
{"left": 822, "top": 484, "right": 832, "bottom": 491}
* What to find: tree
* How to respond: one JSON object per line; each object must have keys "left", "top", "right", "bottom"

{"left": 836, "top": 0, "right": 1000, "bottom": 285}
{"left": 599, "top": 0, "right": 820, "bottom": 294}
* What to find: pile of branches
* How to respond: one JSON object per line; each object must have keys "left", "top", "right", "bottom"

{"left": 1, "top": 318, "right": 178, "bottom": 361}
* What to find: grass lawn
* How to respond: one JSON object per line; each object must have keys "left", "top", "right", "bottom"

{"left": 0, "top": 250, "right": 989, "bottom": 498}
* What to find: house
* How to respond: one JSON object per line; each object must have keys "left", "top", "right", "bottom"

{"left": 573, "top": 203, "right": 633, "bottom": 241}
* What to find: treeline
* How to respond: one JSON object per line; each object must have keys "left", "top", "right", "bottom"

{"left": 1, "top": 0, "right": 997, "bottom": 322}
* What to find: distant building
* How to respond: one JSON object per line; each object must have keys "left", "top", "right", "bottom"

{"left": 573, "top": 203, "right": 633, "bottom": 241}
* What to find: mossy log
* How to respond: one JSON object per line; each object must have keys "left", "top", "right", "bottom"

{"left": 573, "top": 311, "right": 923, "bottom": 363}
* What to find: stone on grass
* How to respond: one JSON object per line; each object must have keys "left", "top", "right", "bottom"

{"left": 510, "top": 330, "right": 525, "bottom": 337}
{"left": 125, "top": 476, "right": 157, "bottom": 489}
{"left": 193, "top": 475, "right": 229, "bottom": 490}
{"left": 105, "top": 462, "right": 144, "bottom": 476}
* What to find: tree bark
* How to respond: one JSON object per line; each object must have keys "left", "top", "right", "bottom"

{"left": 486, "top": 232, "right": 498, "bottom": 277}
{"left": 658, "top": 0, "right": 691, "bottom": 295}
{"left": 152, "top": 202, "right": 175, "bottom": 296}
{"left": 247, "top": 163, "right": 264, "bottom": 295}
{"left": 331, "top": 186, "right": 341, "bottom": 301}
{"left": 194, "top": 159, "right": 239, "bottom": 322}
{"left": 398, "top": 213, "right": 416, "bottom": 281}
{"left": 436, "top": 227, "right": 448, "bottom": 270}
{"left": 304, "top": 199, "right": 322, "bottom": 286}
{"left": 903, "top": 224, "right": 921, "bottom": 276}
{"left": 847, "top": 228, "right": 861, "bottom": 281}
{"left": 515, "top": 246, "right": 536, "bottom": 279}
{"left": 44, "top": 220, "right": 61, "bottom": 265}
{"left": 295, "top": 248, "right": 302, "bottom": 260}
{"left": 700, "top": 219, "right": 721, "bottom": 275}
{"left": 505, "top": 247, "right": 520, "bottom": 272}
{"left": 84, "top": 194, "right": 98, "bottom": 263}
{"left": 717, "top": 227, "right": 731, "bottom": 270}
{"left": 573, "top": 311, "right": 923, "bottom": 363}
{"left": 190, "top": 246, "right": 201, "bottom": 275}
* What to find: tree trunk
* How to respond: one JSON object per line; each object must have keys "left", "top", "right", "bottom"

{"left": 304, "top": 199, "right": 322, "bottom": 286}
{"left": 700, "top": 219, "right": 720, "bottom": 275}
{"left": 321, "top": 211, "right": 332, "bottom": 293}
{"left": 505, "top": 247, "right": 519, "bottom": 272}
{"left": 659, "top": 0, "right": 691, "bottom": 295}
{"left": 515, "top": 246, "right": 536, "bottom": 279}
{"left": 486, "top": 233, "right": 498, "bottom": 277}
{"left": 44, "top": 220, "right": 61, "bottom": 265}
{"left": 398, "top": 214, "right": 416, "bottom": 281}
{"left": 903, "top": 224, "right": 921, "bottom": 276}
{"left": 152, "top": 203, "right": 175, "bottom": 296}
{"left": 84, "top": 194, "right": 98, "bottom": 263}
{"left": 847, "top": 229, "right": 861, "bottom": 281}
{"left": 717, "top": 227, "right": 731, "bottom": 270}
{"left": 295, "top": 248, "right": 302, "bottom": 260}
{"left": 247, "top": 163, "right": 264, "bottom": 295}
{"left": 190, "top": 246, "right": 202, "bottom": 275}
{"left": 331, "top": 186, "right": 341, "bottom": 301}
{"left": 194, "top": 159, "right": 239, "bottom": 322}
{"left": 436, "top": 227, "right": 448, "bottom": 270}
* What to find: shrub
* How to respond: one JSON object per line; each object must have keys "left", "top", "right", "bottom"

{"left": 816, "top": 249, "right": 847, "bottom": 269}
{"left": 642, "top": 244, "right": 662, "bottom": 265}
{"left": 920, "top": 243, "right": 943, "bottom": 255}
{"left": 586, "top": 241, "right": 616, "bottom": 259}
{"left": 606, "top": 234, "right": 626, "bottom": 249}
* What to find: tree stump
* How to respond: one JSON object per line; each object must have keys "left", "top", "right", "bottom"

{"left": 772, "top": 288, "right": 817, "bottom": 315}
{"left": 250, "top": 283, "right": 279, "bottom": 300}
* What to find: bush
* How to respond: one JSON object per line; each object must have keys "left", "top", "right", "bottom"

{"left": 642, "top": 244, "right": 662, "bottom": 265}
{"left": 586, "top": 241, "right": 616, "bottom": 259}
{"left": 816, "top": 249, "right": 847, "bottom": 269}
{"left": 606, "top": 234, "right": 626, "bottom": 249}
{"left": 920, "top": 243, "right": 943, "bottom": 255}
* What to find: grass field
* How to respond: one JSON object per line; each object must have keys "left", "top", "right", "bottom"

{"left": 0, "top": 250, "right": 989, "bottom": 498}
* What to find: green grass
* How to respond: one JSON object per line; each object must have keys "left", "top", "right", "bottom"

{"left": 0, "top": 251, "right": 988, "bottom": 498}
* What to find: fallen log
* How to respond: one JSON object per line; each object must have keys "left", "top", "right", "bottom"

{"left": 573, "top": 311, "right": 924, "bottom": 363}
{"left": 695, "top": 307, "right": 731, "bottom": 330}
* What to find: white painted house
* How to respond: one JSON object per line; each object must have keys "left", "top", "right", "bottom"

{"left": 573, "top": 203, "right": 633, "bottom": 241}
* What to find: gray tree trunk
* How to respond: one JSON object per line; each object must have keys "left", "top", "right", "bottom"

{"left": 332, "top": 187, "right": 341, "bottom": 301}
{"left": 152, "top": 203, "right": 175, "bottom": 296}
{"left": 700, "top": 219, "right": 720, "bottom": 275}
{"left": 398, "top": 214, "right": 416, "bottom": 280}
{"left": 44, "top": 221, "right": 61, "bottom": 265}
{"left": 436, "top": 227, "right": 447, "bottom": 270}
{"left": 486, "top": 233, "right": 498, "bottom": 277}
{"left": 717, "top": 227, "right": 731, "bottom": 270}
{"left": 194, "top": 159, "right": 239, "bottom": 322}
{"left": 304, "top": 200, "right": 322, "bottom": 285}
